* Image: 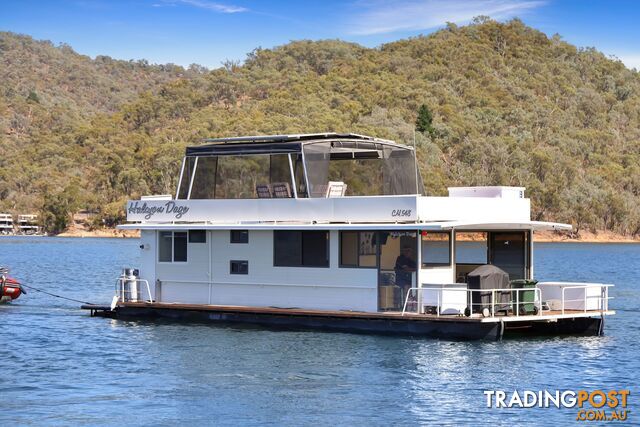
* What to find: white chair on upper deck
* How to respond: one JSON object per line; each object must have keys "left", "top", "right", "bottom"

{"left": 325, "top": 181, "right": 347, "bottom": 198}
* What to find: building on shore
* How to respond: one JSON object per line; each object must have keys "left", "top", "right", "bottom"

{"left": 0, "top": 213, "right": 13, "bottom": 235}
{"left": 17, "top": 214, "right": 40, "bottom": 235}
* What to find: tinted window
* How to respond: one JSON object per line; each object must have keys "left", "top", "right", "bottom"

{"left": 421, "top": 232, "right": 451, "bottom": 266}
{"left": 189, "top": 230, "right": 206, "bottom": 243}
{"left": 274, "top": 231, "right": 302, "bottom": 266}
{"left": 159, "top": 231, "right": 172, "bottom": 262}
{"left": 190, "top": 157, "right": 218, "bottom": 199}
{"left": 491, "top": 232, "right": 525, "bottom": 280}
{"left": 231, "top": 230, "right": 249, "bottom": 244}
{"left": 274, "top": 231, "right": 328, "bottom": 267}
{"left": 173, "top": 232, "right": 188, "bottom": 262}
{"left": 230, "top": 260, "right": 249, "bottom": 275}
{"left": 302, "top": 231, "right": 329, "bottom": 267}
{"left": 455, "top": 232, "right": 487, "bottom": 264}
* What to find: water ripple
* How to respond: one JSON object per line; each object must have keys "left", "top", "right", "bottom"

{"left": 0, "top": 237, "right": 637, "bottom": 425}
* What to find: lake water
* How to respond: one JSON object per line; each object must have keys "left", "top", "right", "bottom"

{"left": 0, "top": 237, "right": 637, "bottom": 425}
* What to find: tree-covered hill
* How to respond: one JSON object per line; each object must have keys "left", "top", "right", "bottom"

{"left": 1, "top": 18, "right": 639, "bottom": 236}
{"left": 0, "top": 31, "right": 201, "bottom": 211}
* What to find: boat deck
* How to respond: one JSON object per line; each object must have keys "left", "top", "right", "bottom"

{"left": 81, "top": 301, "right": 612, "bottom": 340}
{"left": 83, "top": 301, "right": 613, "bottom": 323}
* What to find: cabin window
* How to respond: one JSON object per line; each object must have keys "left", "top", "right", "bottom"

{"left": 455, "top": 232, "right": 488, "bottom": 264}
{"left": 421, "top": 231, "right": 451, "bottom": 266}
{"left": 230, "top": 260, "right": 249, "bottom": 275}
{"left": 159, "top": 231, "right": 172, "bottom": 262}
{"left": 230, "top": 230, "right": 249, "bottom": 244}
{"left": 189, "top": 230, "right": 207, "bottom": 243}
{"left": 454, "top": 232, "right": 487, "bottom": 283}
{"left": 158, "top": 231, "right": 188, "bottom": 262}
{"left": 339, "top": 231, "right": 378, "bottom": 268}
{"left": 274, "top": 231, "right": 329, "bottom": 267}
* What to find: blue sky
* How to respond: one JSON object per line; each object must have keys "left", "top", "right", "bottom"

{"left": 1, "top": 0, "right": 639, "bottom": 70}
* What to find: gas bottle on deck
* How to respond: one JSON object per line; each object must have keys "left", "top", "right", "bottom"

{"left": 121, "top": 268, "right": 140, "bottom": 302}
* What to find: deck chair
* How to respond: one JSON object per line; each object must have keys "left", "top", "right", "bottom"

{"left": 271, "top": 182, "right": 292, "bottom": 198}
{"left": 256, "top": 184, "right": 272, "bottom": 198}
{"left": 325, "top": 181, "right": 347, "bottom": 198}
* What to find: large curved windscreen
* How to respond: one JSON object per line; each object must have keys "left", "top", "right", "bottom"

{"left": 176, "top": 141, "right": 423, "bottom": 199}
{"left": 382, "top": 145, "right": 420, "bottom": 196}
{"left": 177, "top": 154, "right": 295, "bottom": 199}
{"left": 302, "top": 142, "right": 331, "bottom": 197}
{"left": 304, "top": 142, "right": 421, "bottom": 197}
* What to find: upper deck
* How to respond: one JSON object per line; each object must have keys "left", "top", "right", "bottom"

{"left": 121, "top": 133, "right": 569, "bottom": 231}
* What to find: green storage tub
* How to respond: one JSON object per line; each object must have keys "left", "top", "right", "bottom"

{"left": 511, "top": 279, "right": 539, "bottom": 315}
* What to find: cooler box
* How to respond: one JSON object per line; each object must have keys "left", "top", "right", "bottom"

{"left": 421, "top": 283, "right": 467, "bottom": 315}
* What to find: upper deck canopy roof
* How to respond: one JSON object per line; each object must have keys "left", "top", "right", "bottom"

{"left": 185, "top": 133, "right": 403, "bottom": 157}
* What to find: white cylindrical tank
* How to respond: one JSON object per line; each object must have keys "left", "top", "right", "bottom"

{"left": 122, "top": 268, "right": 139, "bottom": 302}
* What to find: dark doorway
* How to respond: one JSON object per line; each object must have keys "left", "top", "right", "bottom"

{"left": 489, "top": 232, "right": 526, "bottom": 280}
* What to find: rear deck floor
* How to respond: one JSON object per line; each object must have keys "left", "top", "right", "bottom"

{"left": 83, "top": 301, "right": 612, "bottom": 323}
{"left": 81, "top": 302, "right": 611, "bottom": 340}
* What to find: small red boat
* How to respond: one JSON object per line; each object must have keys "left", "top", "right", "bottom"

{"left": 1, "top": 267, "right": 25, "bottom": 303}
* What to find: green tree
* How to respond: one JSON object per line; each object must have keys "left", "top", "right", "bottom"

{"left": 415, "top": 104, "right": 435, "bottom": 137}
{"left": 40, "top": 184, "right": 81, "bottom": 234}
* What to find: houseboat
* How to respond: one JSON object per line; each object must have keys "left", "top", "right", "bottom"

{"left": 0, "top": 213, "right": 13, "bottom": 235}
{"left": 84, "top": 133, "right": 614, "bottom": 340}
{"left": 17, "top": 214, "right": 40, "bottom": 235}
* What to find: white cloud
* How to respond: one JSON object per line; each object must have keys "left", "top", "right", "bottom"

{"left": 348, "top": 0, "right": 544, "bottom": 35}
{"left": 158, "top": 0, "right": 248, "bottom": 13}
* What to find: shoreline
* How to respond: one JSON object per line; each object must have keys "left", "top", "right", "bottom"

{"left": 44, "top": 228, "right": 640, "bottom": 243}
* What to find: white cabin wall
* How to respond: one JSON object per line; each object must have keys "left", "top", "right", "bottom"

{"left": 418, "top": 197, "right": 530, "bottom": 222}
{"left": 208, "top": 230, "right": 377, "bottom": 311}
{"left": 155, "top": 232, "right": 210, "bottom": 304}
{"left": 138, "top": 230, "right": 157, "bottom": 300}
{"left": 151, "top": 229, "right": 378, "bottom": 311}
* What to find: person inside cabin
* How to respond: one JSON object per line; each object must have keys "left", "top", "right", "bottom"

{"left": 395, "top": 245, "right": 416, "bottom": 294}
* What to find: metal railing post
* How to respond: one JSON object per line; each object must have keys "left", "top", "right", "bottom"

{"left": 516, "top": 288, "right": 519, "bottom": 317}
{"left": 491, "top": 290, "right": 495, "bottom": 317}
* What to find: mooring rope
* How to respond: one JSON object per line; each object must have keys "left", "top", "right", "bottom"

{"left": 18, "top": 283, "right": 95, "bottom": 305}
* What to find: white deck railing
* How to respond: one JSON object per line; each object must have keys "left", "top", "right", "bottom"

{"left": 536, "top": 282, "right": 613, "bottom": 315}
{"left": 115, "top": 277, "right": 153, "bottom": 303}
{"left": 401, "top": 282, "right": 613, "bottom": 317}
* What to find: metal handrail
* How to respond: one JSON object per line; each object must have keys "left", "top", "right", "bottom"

{"left": 402, "top": 286, "right": 542, "bottom": 317}
{"left": 115, "top": 277, "right": 153, "bottom": 303}
{"left": 558, "top": 284, "right": 613, "bottom": 314}
{"left": 536, "top": 282, "right": 614, "bottom": 315}
{"left": 402, "top": 283, "right": 614, "bottom": 317}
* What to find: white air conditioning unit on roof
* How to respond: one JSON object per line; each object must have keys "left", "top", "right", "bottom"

{"left": 447, "top": 186, "right": 525, "bottom": 199}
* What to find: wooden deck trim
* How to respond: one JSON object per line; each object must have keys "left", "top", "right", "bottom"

{"left": 116, "top": 302, "right": 613, "bottom": 323}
